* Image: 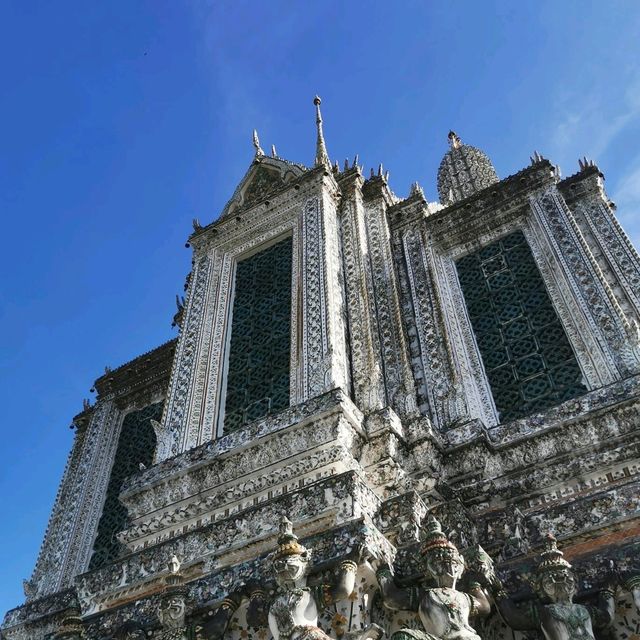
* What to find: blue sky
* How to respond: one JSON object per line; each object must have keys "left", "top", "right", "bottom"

{"left": 1, "top": 0, "right": 640, "bottom": 615}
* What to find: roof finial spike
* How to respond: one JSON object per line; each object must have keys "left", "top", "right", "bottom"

{"left": 352, "top": 154, "right": 359, "bottom": 168}
{"left": 448, "top": 130, "right": 462, "bottom": 149}
{"left": 410, "top": 181, "right": 425, "bottom": 198}
{"left": 252, "top": 130, "right": 264, "bottom": 157}
{"left": 313, "top": 95, "right": 331, "bottom": 169}
{"left": 344, "top": 158, "right": 349, "bottom": 171}
{"left": 271, "top": 144, "right": 277, "bottom": 158}
{"left": 378, "top": 163, "right": 383, "bottom": 177}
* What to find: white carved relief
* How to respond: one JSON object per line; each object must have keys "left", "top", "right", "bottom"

{"left": 26, "top": 427, "right": 88, "bottom": 600}
{"left": 363, "top": 197, "right": 418, "bottom": 417}
{"left": 302, "top": 191, "right": 349, "bottom": 398}
{"left": 530, "top": 188, "right": 640, "bottom": 377}
{"left": 159, "top": 253, "right": 213, "bottom": 460}
{"left": 68, "top": 401, "right": 123, "bottom": 580}
{"left": 28, "top": 399, "right": 123, "bottom": 598}
{"left": 157, "top": 173, "right": 351, "bottom": 459}
{"left": 339, "top": 193, "right": 386, "bottom": 412}
{"left": 399, "top": 226, "right": 480, "bottom": 429}
{"left": 431, "top": 246, "right": 496, "bottom": 427}
{"left": 572, "top": 195, "right": 640, "bottom": 319}
{"left": 522, "top": 219, "right": 616, "bottom": 388}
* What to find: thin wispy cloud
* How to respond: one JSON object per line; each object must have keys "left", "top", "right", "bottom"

{"left": 550, "top": 74, "right": 640, "bottom": 171}
{"left": 613, "top": 161, "right": 640, "bottom": 249}
{"left": 547, "top": 73, "right": 640, "bottom": 250}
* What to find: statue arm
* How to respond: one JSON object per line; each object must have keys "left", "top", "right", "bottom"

{"left": 322, "top": 558, "right": 359, "bottom": 605}
{"left": 493, "top": 592, "right": 537, "bottom": 631}
{"left": 245, "top": 582, "right": 270, "bottom": 628}
{"left": 622, "top": 570, "right": 640, "bottom": 613}
{"left": 467, "top": 582, "right": 491, "bottom": 618}
{"left": 375, "top": 564, "right": 418, "bottom": 612}
{"left": 199, "top": 589, "right": 245, "bottom": 639}
{"left": 591, "top": 583, "right": 617, "bottom": 629}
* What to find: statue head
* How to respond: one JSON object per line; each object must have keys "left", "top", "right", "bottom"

{"left": 271, "top": 517, "right": 311, "bottom": 587}
{"left": 535, "top": 534, "right": 576, "bottom": 604}
{"left": 421, "top": 516, "right": 465, "bottom": 587}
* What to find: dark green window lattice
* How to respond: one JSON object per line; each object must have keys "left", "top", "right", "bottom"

{"left": 223, "top": 236, "right": 293, "bottom": 433}
{"left": 89, "top": 402, "right": 161, "bottom": 570}
{"left": 456, "top": 231, "right": 586, "bottom": 422}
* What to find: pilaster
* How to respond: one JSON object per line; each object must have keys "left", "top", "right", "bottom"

{"left": 361, "top": 176, "right": 419, "bottom": 418}
{"left": 559, "top": 167, "right": 640, "bottom": 321}
{"left": 530, "top": 187, "right": 640, "bottom": 377}
{"left": 337, "top": 168, "right": 387, "bottom": 413}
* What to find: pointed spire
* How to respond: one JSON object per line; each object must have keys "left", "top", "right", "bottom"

{"left": 448, "top": 130, "right": 462, "bottom": 149}
{"left": 410, "top": 182, "right": 425, "bottom": 198}
{"left": 271, "top": 144, "right": 277, "bottom": 158}
{"left": 253, "top": 130, "right": 264, "bottom": 157}
{"left": 313, "top": 96, "right": 330, "bottom": 168}
{"left": 578, "top": 156, "right": 596, "bottom": 171}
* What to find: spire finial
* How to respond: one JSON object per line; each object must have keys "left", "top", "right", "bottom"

{"left": 448, "top": 130, "right": 462, "bottom": 149}
{"left": 313, "top": 95, "right": 330, "bottom": 169}
{"left": 253, "top": 129, "right": 264, "bottom": 157}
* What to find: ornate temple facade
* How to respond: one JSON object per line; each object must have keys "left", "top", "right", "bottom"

{"left": 3, "top": 98, "right": 640, "bottom": 640}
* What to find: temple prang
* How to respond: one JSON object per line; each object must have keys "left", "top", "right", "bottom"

{"left": 3, "top": 97, "right": 640, "bottom": 640}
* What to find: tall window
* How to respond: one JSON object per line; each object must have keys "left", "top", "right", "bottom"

{"left": 456, "top": 231, "right": 586, "bottom": 422}
{"left": 89, "top": 402, "right": 161, "bottom": 570}
{"left": 223, "top": 236, "right": 293, "bottom": 433}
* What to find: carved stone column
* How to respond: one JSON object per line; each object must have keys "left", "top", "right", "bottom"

{"left": 338, "top": 169, "right": 387, "bottom": 413}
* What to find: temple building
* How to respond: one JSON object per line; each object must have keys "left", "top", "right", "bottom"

{"left": 2, "top": 98, "right": 640, "bottom": 640}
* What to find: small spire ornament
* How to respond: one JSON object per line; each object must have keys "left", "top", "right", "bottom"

{"left": 410, "top": 181, "right": 425, "bottom": 198}
{"left": 448, "top": 130, "right": 462, "bottom": 149}
{"left": 253, "top": 129, "right": 264, "bottom": 157}
{"left": 313, "top": 96, "right": 331, "bottom": 169}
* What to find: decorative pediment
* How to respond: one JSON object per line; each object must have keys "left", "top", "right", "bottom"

{"left": 219, "top": 155, "right": 307, "bottom": 220}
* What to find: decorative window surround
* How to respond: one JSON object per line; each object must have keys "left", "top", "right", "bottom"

{"left": 456, "top": 231, "right": 587, "bottom": 422}
{"left": 390, "top": 163, "right": 638, "bottom": 431}
{"left": 157, "top": 168, "right": 350, "bottom": 461}
{"left": 220, "top": 235, "right": 293, "bottom": 433}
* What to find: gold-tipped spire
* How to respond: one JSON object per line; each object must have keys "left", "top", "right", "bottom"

{"left": 253, "top": 129, "right": 264, "bottom": 157}
{"left": 313, "top": 95, "right": 330, "bottom": 168}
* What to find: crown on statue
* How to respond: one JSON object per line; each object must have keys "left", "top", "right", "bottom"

{"left": 273, "top": 517, "right": 309, "bottom": 560}
{"left": 536, "top": 534, "right": 572, "bottom": 575}
{"left": 420, "top": 515, "right": 461, "bottom": 558}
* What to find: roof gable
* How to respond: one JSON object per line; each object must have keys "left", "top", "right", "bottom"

{"left": 218, "top": 155, "right": 307, "bottom": 220}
